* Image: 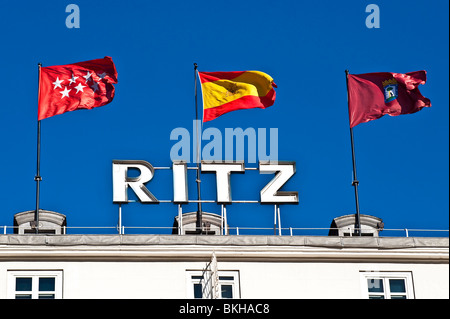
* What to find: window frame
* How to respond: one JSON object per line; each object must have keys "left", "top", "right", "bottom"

{"left": 7, "top": 270, "right": 63, "bottom": 299}
{"left": 360, "top": 271, "right": 414, "bottom": 299}
{"left": 186, "top": 270, "right": 240, "bottom": 299}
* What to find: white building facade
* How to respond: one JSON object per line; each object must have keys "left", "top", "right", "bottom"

{"left": 0, "top": 234, "right": 448, "bottom": 299}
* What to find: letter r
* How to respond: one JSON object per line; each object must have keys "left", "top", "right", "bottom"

{"left": 112, "top": 160, "right": 159, "bottom": 203}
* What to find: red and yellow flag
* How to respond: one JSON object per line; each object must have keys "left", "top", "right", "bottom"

{"left": 198, "top": 71, "right": 277, "bottom": 122}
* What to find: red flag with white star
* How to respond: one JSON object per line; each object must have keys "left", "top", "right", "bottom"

{"left": 38, "top": 56, "right": 118, "bottom": 120}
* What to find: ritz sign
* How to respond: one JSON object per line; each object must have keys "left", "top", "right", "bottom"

{"left": 112, "top": 160, "right": 298, "bottom": 205}
{"left": 112, "top": 122, "right": 298, "bottom": 205}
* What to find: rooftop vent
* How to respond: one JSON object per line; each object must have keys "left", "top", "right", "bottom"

{"left": 13, "top": 210, "right": 67, "bottom": 234}
{"left": 172, "top": 212, "right": 228, "bottom": 235}
{"left": 328, "top": 214, "right": 384, "bottom": 237}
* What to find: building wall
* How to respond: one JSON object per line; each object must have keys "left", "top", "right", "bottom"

{"left": 1, "top": 260, "right": 448, "bottom": 299}
{"left": 232, "top": 261, "right": 449, "bottom": 299}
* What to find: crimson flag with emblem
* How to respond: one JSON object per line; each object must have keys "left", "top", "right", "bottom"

{"left": 347, "top": 71, "right": 430, "bottom": 128}
{"left": 38, "top": 56, "right": 118, "bottom": 120}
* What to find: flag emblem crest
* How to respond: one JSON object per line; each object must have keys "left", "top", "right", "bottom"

{"left": 382, "top": 78, "right": 398, "bottom": 103}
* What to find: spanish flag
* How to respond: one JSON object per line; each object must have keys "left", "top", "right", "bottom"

{"left": 198, "top": 71, "right": 277, "bottom": 122}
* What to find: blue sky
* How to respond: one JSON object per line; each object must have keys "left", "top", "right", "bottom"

{"left": 0, "top": 0, "right": 448, "bottom": 236}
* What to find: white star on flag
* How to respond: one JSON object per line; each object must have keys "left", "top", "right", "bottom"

{"left": 83, "top": 71, "right": 92, "bottom": 82}
{"left": 52, "top": 77, "right": 64, "bottom": 89}
{"left": 69, "top": 73, "right": 79, "bottom": 85}
{"left": 91, "top": 81, "right": 99, "bottom": 92}
{"left": 97, "top": 72, "right": 107, "bottom": 79}
{"left": 60, "top": 87, "right": 71, "bottom": 99}
{"left": 74, "top": 83, "right": 86, "bottom": 93}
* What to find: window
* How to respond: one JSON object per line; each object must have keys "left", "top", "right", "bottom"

{"left": 7, "top": 271, "right": 63, "bottom": 299}
{"left": 360, "top": 272, "right": 414, "bottom": 299}
{"left": 186, "top": 271, "right": 240, "bottom": 299}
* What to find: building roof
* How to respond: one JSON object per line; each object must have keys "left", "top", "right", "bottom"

{"left": 0, "top": 234, "right": 448, "bottom": 263}
{"left": 0, "top": 234, "right": 447, "bottom": 248}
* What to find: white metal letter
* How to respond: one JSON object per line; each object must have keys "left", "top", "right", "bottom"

{"left": 112, "top": 160, "right": 159, "bottom": 203}
{"left": 173, "top": 161, "right": 188, "bottom": 203}
{"left": 260, "top": 161, "right": 298, "bottom": 204}
{"left": 201, "top": 161, "right": 245, "bottom": 203}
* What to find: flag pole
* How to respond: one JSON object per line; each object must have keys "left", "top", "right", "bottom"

{"left": 34, "top": 63, "right": 42, "bottom": 234}
{"left": 194, "top": 63, "right": 203, "bottom": 233}
{"left": 345, "top": 70, "right": 362, "bottom": 236}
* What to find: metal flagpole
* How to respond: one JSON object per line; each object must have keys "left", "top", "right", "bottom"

{"left": 274, "top": 205, "right": 277, "bottom": 235}
{"left": 345, "top": 70, "right": 362, "bottom": 236}
{"left": 118, "top": 204, "right": 122, "bottom": 235}
{"left": 178, "top": 204, "right": 183, "bottom": 235}
{"left": 221, "top": 204, "right": 224, "bottom": 235}
{"left": 277, "top": 205, "right": 282, "bottom": 236}
{"left": 34, "top": 63, "right": 43, "bottom": 234}
{"left": 194, "top": 63, "right": 203, "bottom": 233}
